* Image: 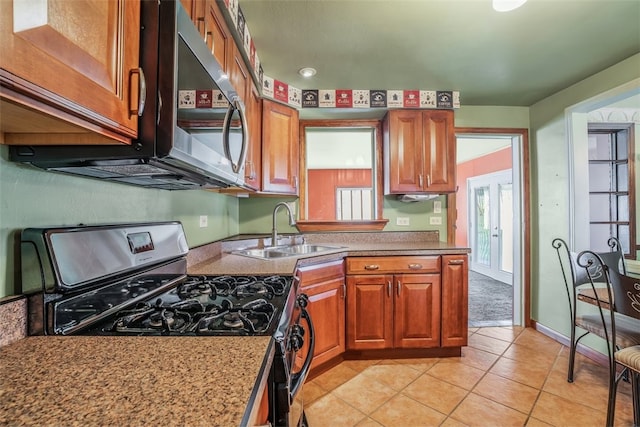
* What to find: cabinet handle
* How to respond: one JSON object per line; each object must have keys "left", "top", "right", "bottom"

{"left": 196, "top": 16, "right": 205, "bottom": 33}
{"left": 408, "top": 263, "right": 422, "bottom": 270}
{"left": 419, "top": 174, "right": 423, "bottom": 188}
{"left": 205, "top": 30, "right": 212, "bottom": 45}
{"left": 245, "top": 160, "right": 256, "bottom": 180}
{"left": 364, "top": 264, "right": 379, "bottom": 270}
{"left": 427, "top": 174, "right": 431, "bottom": 187}
{"left": 293, "top": 176, "right": 298, "bottom": 190}
{"left": 342, "top": 283, "right": 346, "bottom": 299}
{"left": 387, "top": 281, "right": 392, "bottom": 297}
{"left": 448, "top": 259, "right": 464, "bottom": 265}
{"left": 397, "top": 280, "right": 402, "bottom": 297}
{"left": 129, "top": 67, "right": 146, "bottom": 117}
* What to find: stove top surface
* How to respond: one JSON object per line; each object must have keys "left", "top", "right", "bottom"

{"left": 54, "top": 274, "right": 293, "bottom": 336}
{"left": 102, "top": 275, "right": 292, "bottom": 336}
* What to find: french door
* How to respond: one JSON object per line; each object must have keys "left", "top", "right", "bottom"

{"left": 468, "top": 169, "right": 513, "bottom": 284}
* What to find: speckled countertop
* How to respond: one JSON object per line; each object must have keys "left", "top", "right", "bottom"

{"left": 189, "top": 238, "right": 469, "bottom": 276}
{"left": 0, "top": 335, "right": 273, "bottom": 426}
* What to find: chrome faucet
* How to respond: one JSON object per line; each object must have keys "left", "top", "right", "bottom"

{"left": 271, "top": 202, "right": 296, "bottom": 246}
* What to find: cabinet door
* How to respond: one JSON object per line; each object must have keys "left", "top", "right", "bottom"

{"left": 229, "top": 43, "right": 249, "bottom": 104}
{"left": 422, "top": 110, "right": 455, "bottom": 192}
{"left": 0, "top": 0, "right": 141, "bottom": 141}
{"left": 244, "top": 82, "right": 262, "bottom": 190}
{"left": 384, "top": 110, "right": 424, "bottom": 193}
{"left": 297, "top": 261, "right": 345, "bottom": 370}
{"left": 394, "top": 274, "right": 441, "bottom": 348}
{"left": 441, "top": 255, "right": 468, "bottom": 347}
{"left": 262, "top": 99, "right": 299, "bottom": 194}
{"left": 346, "top": 274, "right": 393, "bottom": 350}
{"left": 204, "top": 0, "right": 231, "bottom": 73}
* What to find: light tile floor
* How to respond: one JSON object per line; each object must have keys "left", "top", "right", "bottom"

{"left": 304, "top": 327, "right": 635, "bottom": 427}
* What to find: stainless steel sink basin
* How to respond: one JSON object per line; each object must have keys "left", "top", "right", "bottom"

{"left": 275, "top": 244, "right": 343, "bottom": 255}
{"left": 231, "top": 247, "right": 294, "bottom": 259}
{"left": 232, "top": 244, "right": 344, "bottom": 260}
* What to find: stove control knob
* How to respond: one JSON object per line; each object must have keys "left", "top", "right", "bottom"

{"left": 296, "top": 293, "right": 309, "bottom": 308}
{"left": 288, "top": 332, "right": 304, "bottom": 352}
{"left": 291, "top": 324, "right": 305, "bottom": 338}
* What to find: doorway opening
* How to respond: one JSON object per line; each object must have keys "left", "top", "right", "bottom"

{"left": 451, "top": 128, "right": 530, "bottom": 328}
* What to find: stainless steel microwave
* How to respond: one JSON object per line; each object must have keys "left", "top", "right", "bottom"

{"left": 10, "top": 0, "right": 248, "bottom": 190}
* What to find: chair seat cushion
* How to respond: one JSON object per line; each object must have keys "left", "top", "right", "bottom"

{"left": 615, "top": 345, "right": 640, "bottom": 371}
{"left": 576, "top": 314, "right": 640, "bottom": 349}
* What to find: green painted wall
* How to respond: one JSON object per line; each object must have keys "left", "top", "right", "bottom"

{"left": 0, "top": 148, "right": 239, "bottom": 297}
{"left": 529, "top": 53, "right": 640, "bottom": 352}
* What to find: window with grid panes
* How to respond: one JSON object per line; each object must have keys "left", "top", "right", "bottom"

{"left": 587, "top": 125, "right": 635, "bottom": 257}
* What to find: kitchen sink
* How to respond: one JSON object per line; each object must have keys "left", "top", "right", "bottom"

{"left": 274, "top": 244, "right": 343, "bottom": 255}
{"left": 232, "top": 244, "right": 344, "bottom": 260}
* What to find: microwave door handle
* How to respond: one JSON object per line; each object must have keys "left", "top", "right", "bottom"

{"left": 236, "top": 99, "right": 249, "bottom": 174}
{"left": 289, "top": 305, "right": 315, "bottom": 400}
{"left": 222, "top": 102, "right": 234, "bottom": 165}
{"left": 222, "top": 98, "right": 249, "bottom": 174}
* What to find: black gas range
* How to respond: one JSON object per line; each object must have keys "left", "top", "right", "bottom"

{"left": 20, "top": 221, "right": 313, "bottom": 427}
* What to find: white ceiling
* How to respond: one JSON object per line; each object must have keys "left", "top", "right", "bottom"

{"left": 239, "top": 0, "right": 640, "bottom": 111}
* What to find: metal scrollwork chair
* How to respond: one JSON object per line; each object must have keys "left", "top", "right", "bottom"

{"left": 601, "top": 268, "right": 640, "bottom": 426}
{"left": 552, "top": 237, "right": 633, "bottom": 384}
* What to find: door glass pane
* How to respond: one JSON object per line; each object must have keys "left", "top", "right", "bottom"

{"left": 588, "top": 163, "right": 613, "bottom": 192}
{"left": 474, "top": 186, "right": 490, "bottom": 266}
{"left": 499, "top": 183, "right": 513, "bottom": 274}
{"left": 589, "top": 194, "right": 611, "bottom": 222}
{"left": 616, "top": 136, "right": 628, "bottom": 160}
{"left": 588, "top": 134, "right": 612, "bottom": 160}
{"left": 590, "top": 224, "right": 613, "bottom": 252}
{"left": 617, "top": 195, "right": 629, "bottom": 221}
{"left": 617, "top": 225, "right": 630, "bottom": 253}
{"left": 616, "top": 164, "right": 628, "bottom": 191}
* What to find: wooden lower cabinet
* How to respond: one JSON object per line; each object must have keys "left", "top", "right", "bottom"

{"left": 346, "top": 273, "right": 440, "bottom": 350}
{"left": 441, "top": 254, "right": 468, "bottom": 347}
{"left": 296, "top": 260, "right": 346, "bottom": 370}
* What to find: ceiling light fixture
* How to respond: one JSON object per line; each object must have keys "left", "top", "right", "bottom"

{"left": 298, "top": 67, "right": 317, "bottom": 78}
{"left": 492, "top": 0, "right": 527, "bottom": 12}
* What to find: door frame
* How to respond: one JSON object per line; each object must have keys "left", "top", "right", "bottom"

{"left": 467, "top": 169, "right": 514, "bottom": 284}
{"left": 448, "top": 127, "right": 531, "bottom": 327}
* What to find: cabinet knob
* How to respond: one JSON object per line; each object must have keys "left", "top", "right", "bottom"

{"left": 408, "top": 263, "right": 422, "bottom": 270}
{"left": 364, "top": 265, "right": 379, "bottom": 270}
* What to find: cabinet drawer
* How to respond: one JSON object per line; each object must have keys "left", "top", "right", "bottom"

{"left": 346, "top": 256, "right": 440, "bottom": 274}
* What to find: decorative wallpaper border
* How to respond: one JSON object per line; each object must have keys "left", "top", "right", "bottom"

{"left": 221, "top": 0, "right": 460, "bottom": 110}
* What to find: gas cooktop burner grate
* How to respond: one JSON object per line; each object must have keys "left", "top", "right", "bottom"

{"left": 97, "top": 276, "right": 291, "bottom": 336}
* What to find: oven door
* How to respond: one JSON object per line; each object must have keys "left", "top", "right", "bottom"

{"left": 288, "top": 300, "right": 315, "bottom": 426}
{"left": 274, "top": 293, "right": 315, "bottom": 427}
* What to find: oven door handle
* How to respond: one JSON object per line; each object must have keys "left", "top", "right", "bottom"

{"left": 289, "top": 306, "right": 315, "bottom": 400}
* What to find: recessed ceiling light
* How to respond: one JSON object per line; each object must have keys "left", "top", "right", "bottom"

{"left": 493, "top": 0, "right": 527, "bottom": 12}
{"left": 299, "top": 67, "right": 317, "bottom": 78}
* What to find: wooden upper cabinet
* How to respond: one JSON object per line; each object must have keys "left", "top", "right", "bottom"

{"left": 181, "top": 0, "right": 230, "bottom": 73}
{"left": 204, "top": 0, "right": 231, "bottom": 73}
{"left": 384, "top": 109, "right": 456, "bottom": 194}
{"left": 262, "top": 99, "right": 299, "bottom": 195}
{"left": 0, "top": 0, "right": 141, "bottom": 144}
